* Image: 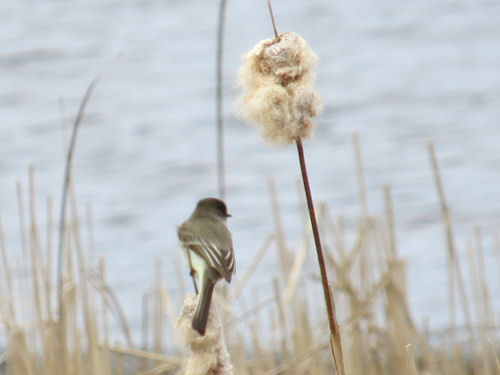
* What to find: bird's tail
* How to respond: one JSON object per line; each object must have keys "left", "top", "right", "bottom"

{"left": 192, "top": 276, "right": 215, "bottom": 336}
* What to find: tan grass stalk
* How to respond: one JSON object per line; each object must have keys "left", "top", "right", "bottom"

{"left": 250, "top": 288, "right": 265, "bottom": 374}
{"left": 273, "top": 278, "right": 290, "bottom": 365}
{"left": 99, "top": 258, "right": 111, "bottom": 346}
{"left": 101, "top": 345, "right": 181, "bottom": 365}
{"left": 321, "top": 207, "right": 347, "bottom": 261}
{"left": 282, "top": 236, "right": 308, "bottom": 309}
{"left": 86, "top": 267, "right": 134, "bottom": 347}
{"left": 16, "top": 181, "right": 28, "bottom": 260}
{"left": 140, "top": 292, "right": 151, "bottom": 370}
{"left": 137, "top": 363, "right": 178, "bottom": 375}
{"left": 353, "top": 133, "right": 368, "bottom": 215}
{"left": 174, "top": 258, "right": 187, "bottom": 304}
{"left": 266, "top": 308, "right": 279, "bottom": 370}
{"left": 85, "top": 202, "right": 96, "bottom": 264}
{"left": 227, "top": 295, "right": 275, "bottom": 330}
{"left": 9, "top": 330, "right": 36, "bottom": 375}
{"left": 486, "top": 335, "right": 500, "bottom": 372}
{"left": 70, "top": 184, "right": 100, "bottom": 374}
{"left": 495, "top": 232, "right": 500, "bottom": 290}
{"left": 153, "top": 257, "right": 164, "bottom": 354}
{"left": 268, "top": 177, "right": 291, "bottom": 276}
{"left": 474, "top": 228, "right": 494, "bottom": 329}
{"left": 229, "top": 234, "right": 275, "bottom": 302}
{"left": 383, "top": 184, "right": 397, "bottom": 258}
{"left": 27, "top": 168, "right": 43, "bottom": 375}
{"left": 404, "top": 344, "right": 419, "bottom": 375}
{"left": 292, "top": 293, "right": 314, "bottom": 373}
{"left": 0, "top": 209, "right": 16, "bottom": 327}
{"left": 230, "top": 333, "right": 247, "bottom": 375}
{"left": 51, "top": 70, "right": 104, "bottom": 374}
{"left": 28, "top": 167, "right": 43, "bottom": 337}
{"left": 161, "top": 285, "right": 179, "bottom": 334}
{"left": 295, "top": 179, "right": 309, "bottom": 230}
{"left": 57, "top": 72, "right": 102, "bottom": 309}
{"left": 469, "top": 230, "right": 494, "bottom": 375}
{"left": 467, "top": 240, "right": 482, "bottom": 330}
{"left": 263, "top": 341, "right": 329, "bottom": 375}
{"left": 44, "top": 196, "right": 54, "bottom": 320}
{"left": 428, "top": 141, "right": 473, "bottom": 343}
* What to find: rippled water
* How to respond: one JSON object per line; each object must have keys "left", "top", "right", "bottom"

{"left": 1, "top": 0, "right": 500, "bottom": 341}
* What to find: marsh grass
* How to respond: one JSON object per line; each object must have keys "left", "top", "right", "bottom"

{"left": 1, "top": 135, "right": 499, "bottom": 375}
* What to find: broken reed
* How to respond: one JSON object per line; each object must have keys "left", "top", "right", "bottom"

{"left": 1, "top": 135, "right": 499, "bottom": 374}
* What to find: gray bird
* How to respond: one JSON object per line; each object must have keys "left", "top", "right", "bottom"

{"left": 177, "top": 198, "right": 235, "bottom": 335}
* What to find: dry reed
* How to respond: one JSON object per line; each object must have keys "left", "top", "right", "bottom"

{"left": 0, "top": 10, "right": 498, "bottom": 372}
{"left": 0, "top": 135, "right": 499, "bottom": 374}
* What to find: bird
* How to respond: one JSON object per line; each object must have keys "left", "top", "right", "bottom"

{"left": 177, "top": 197, "right": 235, "bottom": 335}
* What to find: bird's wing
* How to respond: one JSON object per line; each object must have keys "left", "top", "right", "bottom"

{"left": 179, "top": 231, "right": 235, "bottom": 282}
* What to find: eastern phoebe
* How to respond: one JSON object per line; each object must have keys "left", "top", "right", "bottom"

{"left": 177, "top": 198, "right": 235, "bottom": 335}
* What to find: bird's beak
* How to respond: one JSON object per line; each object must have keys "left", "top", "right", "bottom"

{"left": 226, "top": 213, "right": 232, "bottom": 217}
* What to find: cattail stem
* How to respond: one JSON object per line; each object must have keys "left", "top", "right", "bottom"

{"left": 216, "top": 0, "right": 227, "bottom": 201}
{"left": 260, "top": 3, "right": 341, "bottom": 369}
{"left": 295, "top": 138, "right": 345, "bottom": 375}
{"left": 267, "top": 0, "right": 279, "bottom": 39}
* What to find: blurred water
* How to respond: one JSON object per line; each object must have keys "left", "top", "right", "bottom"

{"left": 1, "top": 0, "right": 500, "bottom": 343}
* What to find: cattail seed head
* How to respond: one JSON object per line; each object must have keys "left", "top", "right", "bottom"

{"left": 176, "top": 294, "right": 234, "bottom": 375}
{"left": 238, "top": 31, "right": 322, "bottom": 145}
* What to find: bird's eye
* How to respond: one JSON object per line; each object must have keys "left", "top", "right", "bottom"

{"left": 219, "top": 203, "right": 227, "bottom": 216}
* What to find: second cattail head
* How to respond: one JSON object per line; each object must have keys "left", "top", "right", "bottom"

{"left": 238, "top": 31, "right": 322, "bottom": 145}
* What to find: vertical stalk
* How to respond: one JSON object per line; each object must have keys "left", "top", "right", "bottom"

{"left": 268, "top": 177, "right": 290, "bottom": 276}
{"left": 216, "top": 0, "right": 227, "bottom": 201}
{"left": 154, "top": 257, "right": 164, "bottom": 354}
{"left": 28, "top": 166, "right": 43, "bottom": 333}
{"left": 295, "top": 138, "right": 345, "bottom": 375}
{"left": 353, "top": 132, "right": 367, "bottom": 215}
{"left": 428, "top": 141, "right": 474, "bottom": 346}
{"left": 384, "top": 184, "right": 397, "bottom": 258}
{"left": 265, "top": 1, "right": 344, "bottom": 371}
{"left": 57, "top": 74, "right": 101, "bottom": 312}
{"left": 55, "top": 58, "right": 119, "bottom": 316}
{"left": 55, "top": 71, "right": 104, "bottom": 375}
{"left": 0, "top": 209, "right": 16, "bottom": 327}
{"left": 267, "top": 0, "right": 279, "bottom": 39}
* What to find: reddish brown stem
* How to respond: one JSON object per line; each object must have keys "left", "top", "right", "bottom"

{"left": 267, "top": 0, "right": 279, "bottom": 39}
{"left": 296, "top": 138, "right": 345, "bottom": 375}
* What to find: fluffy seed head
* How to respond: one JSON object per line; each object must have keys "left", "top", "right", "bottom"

{"left": 176, "top": 294, "right": 234, "bottom": 375}
{"left": 238, "top": 31, "right": 322, "bottom": 145}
